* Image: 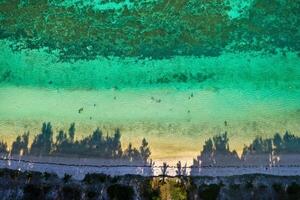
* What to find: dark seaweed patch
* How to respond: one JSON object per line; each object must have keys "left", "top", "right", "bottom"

{"left": 1, "top": 69, "right": 12, "bottom": 82}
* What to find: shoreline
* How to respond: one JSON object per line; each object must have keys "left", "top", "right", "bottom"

{"left": 2, "top": 154, "right": 300, "bottom": 179}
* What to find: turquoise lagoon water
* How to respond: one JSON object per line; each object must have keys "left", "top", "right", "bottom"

{"left": 0, "top": 0, "right": 300, "bottom": 160}
{"left": 0, "top": 41, "right": 299, "bottom": 159}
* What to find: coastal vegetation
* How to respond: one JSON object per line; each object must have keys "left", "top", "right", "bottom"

{"left": 0, "top": 123, "right": 300, "bottom": 198}
{"left": 0, "top": 168, "right": 300, "bottom": 200}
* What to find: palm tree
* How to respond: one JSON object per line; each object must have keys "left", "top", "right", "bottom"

{"left": 139, "top": 138, "right": 151, "bottom": 164}
{"left": 161, "top": 162, "right": 169, "bottom": 183}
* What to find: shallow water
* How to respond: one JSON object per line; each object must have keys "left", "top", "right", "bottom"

{"left": 0, "top": 0, "right": 299, "bottom": 162}
{"left": 1, "top": 42, "right": 300, "bottom": 160}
